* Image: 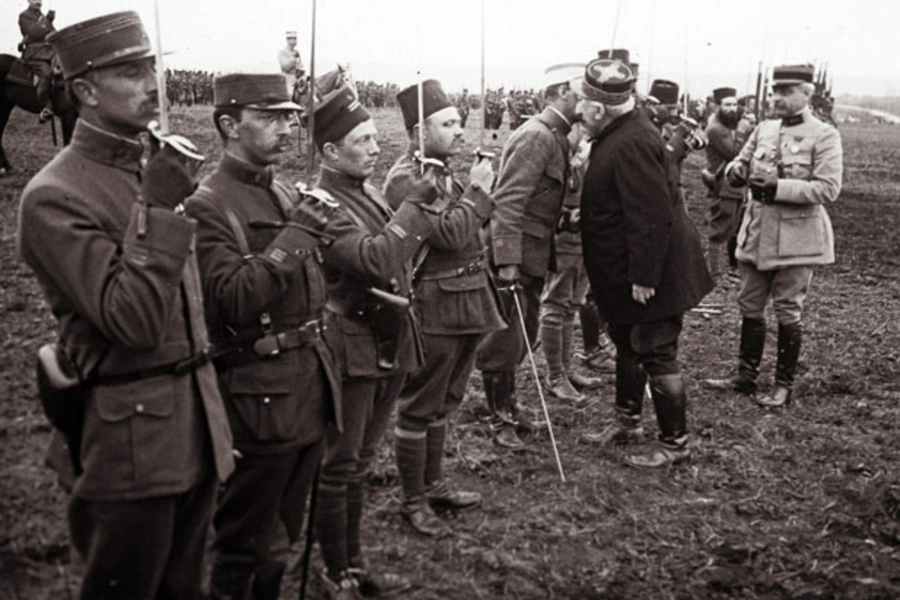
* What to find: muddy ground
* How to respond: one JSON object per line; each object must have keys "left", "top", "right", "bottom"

{"left": 2, "top": 106, "right": 899, "bottom": 599}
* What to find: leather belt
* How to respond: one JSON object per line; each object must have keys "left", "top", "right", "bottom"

{"left": 326, "top": 297, "right": 365, "bottom": 320}
{"left": 94, "top": 349, "right": 212, "bottom": 386}
{"left": 417, "top": 259, "right": 486, "bottom": 281}
{"left": 215, "top": 318, "right": 324, "bottom": 371}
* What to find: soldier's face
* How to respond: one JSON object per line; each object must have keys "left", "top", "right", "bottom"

{"left": 423, "top": 107, "right": 464, "bottom": 159}
{"left": 772, "top": 85, "right": 807, "bottom": 116}
{"left": 230, "top": 108, "right": 297, "bottom": 167}
{"left": 328, "top": 119, "right": 380, "bottom": 179}
{"left": 79, "top": 58, "right": 159, "bottom": 136}
{"left": 287, "top": 37, "right": 297, "bottom": 48}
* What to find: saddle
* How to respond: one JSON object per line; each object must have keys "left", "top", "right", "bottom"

{"left": 7, "top": 59, "right": 34, "bottom": 89}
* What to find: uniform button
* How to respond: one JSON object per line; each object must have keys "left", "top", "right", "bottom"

{"left": 263, "top": 397, "right": 271, "bottom": 405}
{"left": 135, "top": 404, "right": 144, "bottom": 413}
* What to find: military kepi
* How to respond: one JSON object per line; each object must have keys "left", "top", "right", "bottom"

{"left": 48, "top": 11, "right": 153, "bottom": 80}
{"left": 214, "top": 74, "right": 302, "bottom": 111}
{"left": 649, "top": 79, "right": 679, "bottom": 105}
{"left": 573, "top": 59, "right": 635, "bottom": 105}
{"left": 713, "top": 87, "right": 737, "bottom": 104}
{"left": 312, "top": 87, "right": 371, "bottom": 148}
{"left": 772, "top": 64, "right": 815, "bottom": 86}
{"left": 396, "top": 80, "right": 453, "bottom": 131}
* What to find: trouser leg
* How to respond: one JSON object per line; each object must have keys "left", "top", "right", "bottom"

{"left": 648, "top": 373, "right": 688, "bottom": 444}
{"left": 775, "top": 321, "right": 802, "bottom": 390}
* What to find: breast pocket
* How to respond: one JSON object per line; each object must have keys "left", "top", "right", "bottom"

{"left": 777, "top": 205, "right": 825, "bottom": 257}
{"left": 780, "top": 137, "right": 814, "bottom": 180}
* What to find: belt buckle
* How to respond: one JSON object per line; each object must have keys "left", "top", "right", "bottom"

{"left": 298, "top": 319, "right": 321, "bottom": 344}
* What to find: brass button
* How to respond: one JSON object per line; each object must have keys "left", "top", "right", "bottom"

{"left": 263, "top": 397, "right": 271, "bottom": 405}
{"left": 135, "top": 403, "right": 144, "bottom": 413}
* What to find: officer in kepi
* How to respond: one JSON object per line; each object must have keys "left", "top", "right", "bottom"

{"left": 18, "top": 0, "right": 57, "bottom": 122}
{"left": 384, "top": 79, "right": 503, "bottom": 537}
{"left": 184, "top": 73, "right": 341, "bottom": 600}
{"left": 18, "top": 11, "right": 234, "bottom": 599}
{"left": 310, "top": 87, "right": 442, "bottom": 599}
{"left": 705, "top": 64, "right": 843, "bottom": 408}
{"left": 278, "top": 30, "right": 305, "bottom": 94}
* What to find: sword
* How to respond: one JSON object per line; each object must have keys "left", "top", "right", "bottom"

{"left": 509, "top": 284, "right": 566, "bottom": 483}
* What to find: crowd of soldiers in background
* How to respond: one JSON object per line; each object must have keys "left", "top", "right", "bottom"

{"left": 164, "top": 68, "right": 214, "bottom": 106}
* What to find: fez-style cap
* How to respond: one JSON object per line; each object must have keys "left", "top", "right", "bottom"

{"left": 598, "top": 48, "right": 631, "bottom": 64}
{"left": 713, "top": 87, "right": 737, "bottom": 104}
{"left": 49, "top": 11, "right": 153, "bottom": 80}
{"left": 214, "top": 73, "right": 302, "bottom": 110}
{"left": 649, "top": 79, "right": 679, "bottom": 105}
{"left": 312, "top": 86, "right": 371, "bottom": 148}
{"left": 543, "top": 63, "right": 584, "bottom": 90}
{"left": 396, "top": 80, "right": 453, "bottom": 131}
{"left": 572, "top": 59, "right": 635, "bottom": 105}
{"left": 772, "top": 64, "right": 814, "bottom": 87}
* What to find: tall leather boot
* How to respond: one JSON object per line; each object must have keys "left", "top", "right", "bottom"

{"left": 483, "top": 371, "right": 525, "bottom": 449}
{"left": 541, "top": 321, "right": 584, "bottom": 402}
{"left": 314, "top": 481, "right": 350, "bottom": 579}
{"left": 395, "top": 429, "right": 445, "bottom": 536}
{"left": 579, "top": 298, "right": 601, "bottom": 355}
{"left": 757, "top": 322, "right": 801, "bottom": 408}
{"left": 563, "top": 319, "right": 603, "bottom": 391}
{"left": 583, "top": 353, "right": 646, "bottom": 445}
{"left": 704, "top": 317, "right": 765, "bottom": 396}
{"left": 625, "top": 373, "right": 690, "bottom": 469}
{"left": 425, "top": 422, "right": 481, "bottom": 511}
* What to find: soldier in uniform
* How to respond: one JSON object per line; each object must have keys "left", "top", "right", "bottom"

{"left": 538, "top": 121, "right": 604, "bottom": 403}
{"left": 17, "top": 11, "right": 234, "bottom": 598}
{"left": 383, "top": 79, "right": 504, "bottom": 536}
{"left": 704, "top": 64, "right": 843, "bottom": 408}
{"left": 277, "top": 30, "right": 305, "bottom": 94}
{"left": 18, "top": 0, "right": 56, "bottom": 122}
{"left": 476, "top": 63, "right": 582, "bottom": 449}
{"left": 184, "top": 74, "right": 340, "bottom": 600}
{"left": 703, "top": 86, "right": 750, "bottom": 283}
{"left": 310, "top": 87, "right": 441, "bottom": 599}
{"left": 574, "top": 59, "right": 712, "bottom": 467}
{"left": 456, "top": 87, "right": 471, "bottom": 128}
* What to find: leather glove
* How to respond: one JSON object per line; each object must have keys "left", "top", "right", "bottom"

{"left": 290, "top": 189, "right": 338, "bottom": 232}
{"left": 726, "top": 161, "right": 748, "bottom": 187}
{"left": 749, "top": 171, "right": 778, "bottom": 204}
{"left": 404, "top": 174, "right": 440, "bottom": 208}
{"left": 496, "top": 264, "right": 520, "bottom": 285}
{"left": 140, "top": 149, "right": 196, "bottom": 210}
{"left": 47, "top": 10, "right": 56, "bottom": 21}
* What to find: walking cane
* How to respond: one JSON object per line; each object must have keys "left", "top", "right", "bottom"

{"left": 509, "top": 285, "right": 566, "bottom": 483}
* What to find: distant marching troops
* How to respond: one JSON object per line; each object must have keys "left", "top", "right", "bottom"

{"left": 17, "top": 8, "right": 843, "bottom": 600}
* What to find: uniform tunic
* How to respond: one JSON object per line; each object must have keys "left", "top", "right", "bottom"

{"left": 18, "top": 118, "right": 234, "bottom": 599}
{"left": 384, "top": 152, "right": 505, "bottom": 430}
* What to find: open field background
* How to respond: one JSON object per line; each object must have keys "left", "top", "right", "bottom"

{"left": 2, "top": 106, "right": 900, "bottom": 599}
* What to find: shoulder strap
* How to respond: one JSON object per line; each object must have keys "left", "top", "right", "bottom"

{"left": 270, "top": 180, "right": 299, "bottom": 219}
{"left": 193, "top": 184, "right": 253, "bottom": 258}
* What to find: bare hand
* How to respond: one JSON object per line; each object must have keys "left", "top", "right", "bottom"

{"left": 497, "top": 264, "right": 520, "bottom": 283}
{"left": 632, "top": 284, "right": 656, "bottom": 305}
{"left": 469, "top": 157, "right": 495, "bottom": 190}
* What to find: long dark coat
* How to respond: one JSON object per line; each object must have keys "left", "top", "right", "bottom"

{"left": 580, "top": 109, "right": 712, "bottom": 325}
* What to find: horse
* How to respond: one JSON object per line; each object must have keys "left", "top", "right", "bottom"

{"left": 292, "top": 63, "right": 356, "bottom": 115}
{"left": 0, "top": 54, "right": 78, "bottom": 175}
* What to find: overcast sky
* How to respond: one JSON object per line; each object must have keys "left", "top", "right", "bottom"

{"left": 4, "top": 0, "right": 898, "bottom": 96}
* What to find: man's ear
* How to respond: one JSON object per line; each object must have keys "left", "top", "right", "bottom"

{"left": 69, "top": 76, "right": 97, "bottom": 108}
{"left": 217, "top": 113, "right": 241, "bottom": 140}
{"left": 321, "top": 141, "right": 339, "bottom": 162}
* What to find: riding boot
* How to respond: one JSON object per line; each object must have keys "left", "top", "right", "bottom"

{"left": 541, "top": 322, "right": 583, "bottom": 402}
{"left": 563, "top": 319, "right": 603, "bottom": 390}
{"left": 314, "top": 481, "right": 350, "bottom": 577}
{"left": 757, "top": 322, "right": 801, "bottom": 408}
{"left": 625, "top": 373, "right": 690, "bottom": 469}
{"left": 704, "top": 317, "right": 765, "bottom": 395}
{"left": 579, "top": 297, "right": 601, "bottom": 355}
{"left": 483, "top": 371, "right": 525, "bottom": 449}
{"left": 727, "top": 235, "right": 738, "bottom": 269}
{"left": 396, "top": 429, "right": 445, "bottom": 537}
{"left": 583, "top": 352, "right": 646, "bottom": 445}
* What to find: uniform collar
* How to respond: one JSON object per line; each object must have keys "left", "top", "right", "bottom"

{"left": 317, "top": 164, "right": 366, "bottom": 190}
{"left": 70, "top": 119, "right": 144, "bottom": 173}
{"left": 544, "top": 106, "right": 573, "bottom": 132}
{"left": 220, "top": 152, "right": 274, "bottom": 189}
{"left": 782, "top": 107, "right": 810, "bottom": 127}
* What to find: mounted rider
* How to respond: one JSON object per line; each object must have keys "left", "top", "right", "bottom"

{"left": 18, "top": 0, "right": 56, "bottom": 123}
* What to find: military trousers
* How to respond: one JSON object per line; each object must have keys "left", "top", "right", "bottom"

{"left": 708, "top": 196, "right": 742, "bottom": 245}
{"left": 476, "top": 274, "right": 543, "bottom": 373}
{"left": 607, "top": 314, "right": 684, "bottom": 379}
{"left": 737, "top": 262, "right": 814, "bottom": 325}
{"left": 25, "top": 59, "right": 52, "bottom": 106}
{"left": 539, "top": 256, "right": 590, "bottom": 328}
{"left": 398, "top": 333, "right": 483, "bottom": 432}
{"left": 69, "top": 470, "right": 217, "bottom": 600}
{"left": 210, "top": 440, "right": 324, "bottom": 597}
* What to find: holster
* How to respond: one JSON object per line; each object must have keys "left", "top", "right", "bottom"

{"left": 35, "top": 344, "right": 85, "bottom": 475}
{"left": 364, "top": 295, "right": 407, "bottom": 370}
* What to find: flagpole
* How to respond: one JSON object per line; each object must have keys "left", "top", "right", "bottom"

{"left": 152, "top": 0, "right": 169, "bottom": 132}
{"left": 305, "top": 0, "right": 317, "bottom": 188}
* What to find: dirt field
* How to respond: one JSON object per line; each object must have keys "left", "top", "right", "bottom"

{"left": 2, "top": 106, "right": 899, "bottom": 600}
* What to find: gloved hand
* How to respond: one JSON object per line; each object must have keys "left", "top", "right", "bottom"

{"left": 557, "top": 208, "right": 581, "bottom": 233}
{"left": 469, "top": 156, "right": 495, "bottom": 190}
{"left": 291, "top": 188, "right": 338, "bottom": 232}
{"left": 140, "top": 148, "right": 196, "bottom": 210}
{"left": 404, "top": 172, "right": 440, "bottom": 207}
{"left": 749, "top": 171, "right": 778, "bottom": 204}
{"left": 47, "top": 10, "right": 56, "bottom": 21}
{"left": 496, "top": 264, "right": 519, "bottom": 285}
{"left": 725, "top": 161, "right": 748, "bottom": 187}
